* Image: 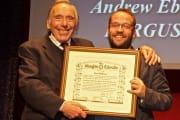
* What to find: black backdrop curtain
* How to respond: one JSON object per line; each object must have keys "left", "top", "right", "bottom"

{"left": 0, "top": 0, "right": 30, "bottom": 120}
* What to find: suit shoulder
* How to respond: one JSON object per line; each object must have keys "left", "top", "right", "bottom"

{"left": 140, "top": 55, "right": 164, "bottom": 75}
{"left": 72, "top": 37, "right": 94, "bottom": 46}
{"left": 73, "top": 37, "right": 92, "bottom": 43}
{"left": 19, "top": 37, "right": 46, "bottom": 49}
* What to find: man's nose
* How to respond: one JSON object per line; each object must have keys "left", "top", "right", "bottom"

{"left": 62, "top": 18, "right": 68, "bottom": 27}
{"left": 117, "top": 25, "right": 124, "bottom": 32}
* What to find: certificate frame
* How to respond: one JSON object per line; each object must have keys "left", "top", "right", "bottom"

{"left": 60, "top": 46, "right": 141, "bottom": 118}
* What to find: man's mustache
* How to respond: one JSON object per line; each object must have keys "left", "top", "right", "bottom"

{"left": 113, "top": 33, "right": 126, "bottom": 38}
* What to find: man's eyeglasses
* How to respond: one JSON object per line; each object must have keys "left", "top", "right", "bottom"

{"left": 110, "top": 23, "right": 133, "bottom": 29}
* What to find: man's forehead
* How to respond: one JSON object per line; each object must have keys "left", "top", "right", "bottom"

{"left": 111, "top": 12, "right": 133, "bottom": 22}
{"left": 54, "top": 3, "right": 71, "bottom": 10}
{"left": 51, "top": 3, "right": 75, "bottom": 15}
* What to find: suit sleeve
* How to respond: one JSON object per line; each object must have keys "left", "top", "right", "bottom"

{"left": 18, "top": 43, "right": 63, "bottom": 119}
{"left": 139, "top": 63, "right": 172, "bottom": 111}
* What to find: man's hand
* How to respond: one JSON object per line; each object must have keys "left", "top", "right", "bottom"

{"left": 127, "top": 77, "right": 146, "bottom": 98}
{"left": 140, "top": 45, "right": 161, "bottom": 65}
{"left": 60, "top": 101, "right": 87, "bottom": 119}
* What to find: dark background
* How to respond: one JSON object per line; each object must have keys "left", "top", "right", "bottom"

{"left": 0, "top": 0, "right": 30, "bottom": 119}
{"left": 0, "top": 0, "right": 179, "bottom": 120}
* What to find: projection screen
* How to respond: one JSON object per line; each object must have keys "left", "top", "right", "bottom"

{"left": 29, "top": 0, "right": 180, "bottom": 69}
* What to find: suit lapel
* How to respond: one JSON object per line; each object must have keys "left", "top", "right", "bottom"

{"left": 42, "top": 37, "right": 80, "bottom": 69}
{"left": 43, "top": 37, "right": 64, "bottom": 69}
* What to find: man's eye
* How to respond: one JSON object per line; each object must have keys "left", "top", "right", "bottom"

{"left": 123, "top": 23, "right": 131, "bottom": 28}
{"left": 111, "top": 23, "right": 119, "bottom": 27}
{"left": 67, "top": 16, "right": 74, "bottom": 21}
{"left": 55, "top": 16, "right": 62, "bottom": 20}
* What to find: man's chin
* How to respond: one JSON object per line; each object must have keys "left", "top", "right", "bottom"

{"left": 109, "top": 37, "right": 131, "bottom": 49}
{"left": 111, "top": 42, "right": 129, "bottom": 49}
{"left": 58, "top": 37, "right": 71, "bottom": 42}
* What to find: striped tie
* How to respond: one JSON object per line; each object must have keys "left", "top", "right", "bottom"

{"left": 61, "top": 42, "right": 68, "bottom": 50}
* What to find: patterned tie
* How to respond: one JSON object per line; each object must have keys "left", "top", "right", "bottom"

{"left": 61, "top": 42, "right": 68, "bottom": 50}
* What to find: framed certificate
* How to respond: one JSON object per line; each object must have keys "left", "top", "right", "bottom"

{"left": 60, "top": 46, "right": 141, "bottom": 118}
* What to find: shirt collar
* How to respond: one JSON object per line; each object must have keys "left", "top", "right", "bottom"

{"left": 49, "top": 33, "right": 70, "bottom": 50}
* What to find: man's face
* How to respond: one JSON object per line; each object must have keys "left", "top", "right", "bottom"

{"left": 108, "top": 12, "right": 135, "bottom": 49}
{"left": 47, "top": 3, "right": 77, "bottom": 42}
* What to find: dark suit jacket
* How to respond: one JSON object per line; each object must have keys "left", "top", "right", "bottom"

{"left": 136, "top": 56, "right": 172, "bottom": 120}
{"left": 88, "top": 55, "right": 172, "bottom": 120}
{"left": 18, "top": 36, "right": 94, "bottom": 120}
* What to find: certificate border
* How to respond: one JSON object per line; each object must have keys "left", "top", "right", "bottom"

{"left": 60, "top": 46, "right": 141, "bottom": 118}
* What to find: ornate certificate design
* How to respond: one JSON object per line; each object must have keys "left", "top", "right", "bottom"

{"left": 60, "top": 46, "right": 140, "bottom": 118}
{"left": 73, "top": 61, "right": 126, "bottom": 104}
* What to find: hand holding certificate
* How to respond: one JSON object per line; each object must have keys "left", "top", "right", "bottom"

{"left": 60, "top": 46, "right": 140, "bottom": 118}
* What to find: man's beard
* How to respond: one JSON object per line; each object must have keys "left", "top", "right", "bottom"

{"left": 108, "top": 36, "right": 133, "bottom": 49}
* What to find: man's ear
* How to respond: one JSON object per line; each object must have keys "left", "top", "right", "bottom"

{"left": 106, "top": 27, "right": 109, "bottom": 37}
{"left": 133, "top": 31, "right": 136, "bottom": 40}
{"left": 46, "top": 19, "right": 50, "bottom": 29}
{"left": 106, "top": 29, "right": 108, "bottom": 36}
